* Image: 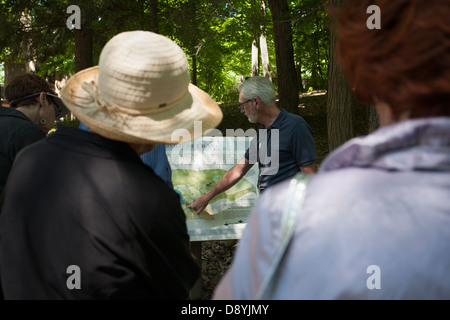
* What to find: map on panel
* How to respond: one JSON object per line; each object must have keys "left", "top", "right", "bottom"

{"left": 166, "top": 136, "right": 260, "bottom": 241}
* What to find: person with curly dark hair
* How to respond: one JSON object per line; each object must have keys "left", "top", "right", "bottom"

{"left": 0, "top": 31, "right": 222, "bottom": 300}
{"left": 213, "top": 0, "right": 450, "bottom": 299}
{"left": 0, "top": 73, "right": 67, "bottom": 196}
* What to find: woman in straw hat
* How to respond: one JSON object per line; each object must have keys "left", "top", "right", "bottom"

{"left": 0, "top": 73, "right": 68, "bottom": 300}
{"left": 0, "top": 31, "right": 222, "bottom": 299}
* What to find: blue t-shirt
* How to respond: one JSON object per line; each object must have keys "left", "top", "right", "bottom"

{"left": 140, "top": 145, "right": 173, "bottom": 189}
{"left": 245, "top": 109, "right": 316, "bottom": 191}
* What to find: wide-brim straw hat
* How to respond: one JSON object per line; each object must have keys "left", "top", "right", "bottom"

{"left": 60, "top": 31, "right": 222, "bottom": 144}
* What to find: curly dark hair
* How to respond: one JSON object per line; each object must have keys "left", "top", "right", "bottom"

{"left": 5, "top": 73, "right": 55, "bottom": 108}
{"left": 329, "top": 0, "right": 450, "bottom": 119}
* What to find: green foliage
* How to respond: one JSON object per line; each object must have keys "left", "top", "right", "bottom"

{"left": 0, "top": 0, "right": 330, "bottom": 103}
{"left": 0, "top": 62, "right": 4, "bottom": 83}
{"left": 291, "top": 0, "right": 329, "bottom": 91}
{"left": 48, "top": 118, "right": 78, "bottom": 135}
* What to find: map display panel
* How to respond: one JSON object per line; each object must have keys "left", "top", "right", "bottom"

{"left": 166, "top": 136, "right": 260, "bottom": 241}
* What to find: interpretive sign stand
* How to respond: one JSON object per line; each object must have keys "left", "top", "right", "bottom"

{"left": 166, "top": 136, "right": 260, "bottom": 299}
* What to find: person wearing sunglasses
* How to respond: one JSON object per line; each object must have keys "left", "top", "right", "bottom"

{"left": 0, "top": 73, "right": 68, "bottom": 197}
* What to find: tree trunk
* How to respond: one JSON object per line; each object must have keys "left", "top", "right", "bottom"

{"left": 326, "top": 0, "right": 355, "bottom": 152}
{"left": 74, "top": 24, "right": 93, "bottom": 73}
{"left": 259, "top": 34, "right": 272, "bottom": 81}
{"left": 192, "top": 54, "right": 197, "bottom": 86}
{"left": 259, "top": 0, "right": 271, "bottom": 80}
{"left": 260, "top": 34, "right": 271, "bottom": 80}
{"left": 296, "top": 60, "right": 303, "bottom": 92}
{"left": 20, "top": 13, "right": 35, "bottom": 74}
{"left": 73, "top": 10, "right": 94, "bottom": 124}
{"left": 186, "top": 1, "right": 200, "bottom": 86}
{"left": 149, "top": 0, "right": 159, "bottom": 33}
{"left": 4, "top": 63, "right": 27, "bottom": 87}
{"left": 368, "top": 105, "right": 379, "bottom": 133}
{"left": 252, "top": 37, "right": 259, "bottom": 76}
{"left": 267, "top": 0, "right": 299, "bottom": 112}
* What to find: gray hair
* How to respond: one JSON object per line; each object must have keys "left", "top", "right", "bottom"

{"left": 238, "top": 76, "right": 276, "bottom": 104}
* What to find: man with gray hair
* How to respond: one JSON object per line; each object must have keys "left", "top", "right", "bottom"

{"left": 188, "top": 76, "right": 316, "bottom": 214}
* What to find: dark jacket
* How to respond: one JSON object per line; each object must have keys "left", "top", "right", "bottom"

{"left": 0, "top": 124, "right": 200, "bottom": 299}
{"left": 0, "top": 107, "right": 45, "bottom": 196}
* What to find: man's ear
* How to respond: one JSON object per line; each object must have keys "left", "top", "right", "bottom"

{"left": 254, "top": 97, "right": 261, "bottom": 109}
{"left": 37, "top": 92, "right": 48, "bottom": 109}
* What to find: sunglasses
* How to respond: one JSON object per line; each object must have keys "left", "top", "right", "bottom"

{"left": 239, "top": 99, "right": 253, "bottom": 109}
{"left": 8, "top": 92, "right": 65, "bottom": 118}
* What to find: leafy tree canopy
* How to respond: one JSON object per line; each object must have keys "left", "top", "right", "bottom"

{"left": 0, "top": 0, "right": 329, "bottom": 103}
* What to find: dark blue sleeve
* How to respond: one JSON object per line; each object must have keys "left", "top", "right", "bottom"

{"left": 291, "top": 117, "right": 317, "bottom": 167}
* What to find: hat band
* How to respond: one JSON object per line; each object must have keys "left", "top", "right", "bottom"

{"left": 8, "top": 92, "right": 42, "bottom": 107}
{"left": 78, "top": 80, "right": 188, "bottom": 116}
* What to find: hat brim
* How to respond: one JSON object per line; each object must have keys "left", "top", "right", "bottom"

{"left": 46, "top": 93, "right": 70, "bottom": 119}
{"left": 60, "top": 66, "right": 223, "bottom": 144}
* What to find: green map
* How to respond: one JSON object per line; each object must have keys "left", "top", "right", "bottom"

{"left": 166, "top": 137, "right": 259, "bottom": 241}
{"left": 173, "top": 169, "right": 257, "bottom": 220}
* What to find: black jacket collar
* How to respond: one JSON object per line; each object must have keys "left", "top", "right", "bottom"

{"left": 47, "top": 124, "right": 143, "bottom": 163}
{"left": 0, "top": 106, "right": 33, "bottom": 122}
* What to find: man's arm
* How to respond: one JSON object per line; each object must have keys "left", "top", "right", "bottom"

{"left": 188, "top": 157, "right": 254, "bottom": 214}
{"left": 300, "top": 163, "right": 316, "bottom": 175}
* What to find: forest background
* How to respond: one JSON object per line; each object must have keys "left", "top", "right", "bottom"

{"left": 0, "top": 0, "right": 378, "bottom": 154}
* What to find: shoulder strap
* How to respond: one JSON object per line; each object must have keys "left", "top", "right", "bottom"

{"left": 255, "top": 172, "right": 311, "bottom": 300}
